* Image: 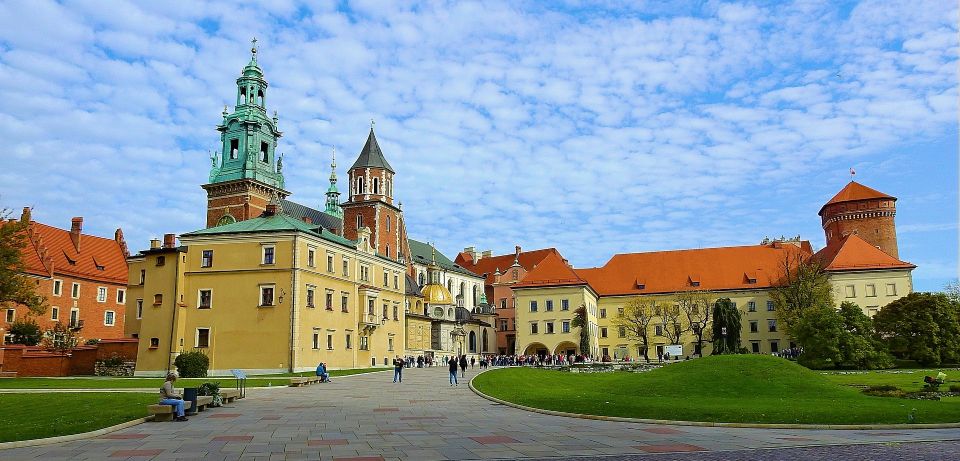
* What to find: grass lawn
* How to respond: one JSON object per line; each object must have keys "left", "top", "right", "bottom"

{"left": 0, "top": 367, "right": 386, "bottom": 389}
{"left": 821, "top": 369, "right": 960, "bottom": 390}
{"left": 473, "top": 355, "right": 960, "bottom": 425}
{"left": 0, "top": 393, "right": 157, "bottom": 443}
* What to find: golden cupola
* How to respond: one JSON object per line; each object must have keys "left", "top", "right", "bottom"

{"left": 421, "top": 245, "right": 453, "bottom": 305}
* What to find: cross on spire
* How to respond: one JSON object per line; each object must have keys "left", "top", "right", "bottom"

{"left": 251, "top": 37, "right": 258, "bottom": 60}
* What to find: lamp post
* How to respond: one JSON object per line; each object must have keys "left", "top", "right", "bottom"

{"left": 721, "top": 326, "right": 727, "bottom": 354}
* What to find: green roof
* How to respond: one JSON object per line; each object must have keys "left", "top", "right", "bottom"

{"left": 182, "top": 213, "right": 356, "bottom": 248}
{"left": 408, "top": 239, "right": 476, "bottom": 277}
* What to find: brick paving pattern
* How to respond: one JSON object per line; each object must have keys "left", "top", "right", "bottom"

{"left": 2, "top": 366, "right": 958, "bottom": 460}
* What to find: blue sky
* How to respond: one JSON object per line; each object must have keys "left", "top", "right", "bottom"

{"left": 0, "top": 0, "right": 956, "bottom": 292}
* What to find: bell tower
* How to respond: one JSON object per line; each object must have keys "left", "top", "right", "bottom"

{"left": 202, "top": 38, "right": 289, "bottom": 227}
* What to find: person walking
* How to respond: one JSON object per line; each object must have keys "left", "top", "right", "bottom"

{"left": 159, "top": 372, "right": 188, "bottom": 422}
{"left": 459, "top": 354, "right": 468, "bottom": 378}
{"left": 470, "top": 356, "right": 476, "bottom": 368}
{"left": 448, "top": 356, "right": 459, "bottom": 386}
{"left": 392, "top": 355, "right": 404, "bottom": 383}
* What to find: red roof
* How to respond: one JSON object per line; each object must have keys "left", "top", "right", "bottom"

{"left": 455, "top": 248, "right": 560, "bottom": 284}
{"left": 812, "top": 234, "right": 915, "bottom": 272}
{"left": 513, "top": 251, "right": 588, "bottom": 289}
{"left": 820, "top": 181, "right": 895, "bottom": 215}
{"left": 20, "top": 221, "right": 128, "bottom": 284}
{"left": 575, "top": 242, "right": 813, "bottom": 296}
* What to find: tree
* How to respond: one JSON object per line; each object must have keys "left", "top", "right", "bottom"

{"left": 613, "top": 298, "right": 656, "bottom": 362}
{"left": 769, "top": 252, "right": 833, "bottom": 336}
{"left": 711, "top": 298, "right": 741, "bottom": 354}
{"left": 570, "top": 304, "right": 591, "bottom": 358}
{"left": 8, "top": 318, "right": 43, "bottom": 345}
{"left": 792, "top": 302, "right": 892, "bottom": 369}
{"left": 0, "top": 211, "right": 47, "bottom": 315}
{"left": 39, "top": 322, "right": 82, "bottom": 353}
{"left": 656, "top": 301, "right": 685, "bottom": 345}
{"left": 873, "top": 292, "right": 960, "bottom": 366}
{"left": 945, "top": 280, "right": 960, "bottom": 304}
{"left": 677, "top": 291, "right": 712, "bottom": 356}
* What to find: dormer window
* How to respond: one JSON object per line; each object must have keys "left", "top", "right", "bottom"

{"left": 260, "top": 142, "right": 269, "bottom": 163}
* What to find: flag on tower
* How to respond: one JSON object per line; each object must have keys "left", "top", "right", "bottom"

{"left": 850, "top": 167, "right": 856, "bottom": 176}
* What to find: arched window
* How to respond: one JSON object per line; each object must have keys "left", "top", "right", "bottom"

{"left": 373, "top": 178, "right": 380, "bottom": 194}
{"left": 447, "top": 279, "right": 453, "bottom": 292}
{"left": 469, "top": 331, "right": 477, "bottom": 353}
{"left": 240, "top": 87, "right": 247, "bottom": 104}
{"left": 257, "top": 90, "right": 264, "bottom": 106}
{"left": 356, "top": 177, "right": 365, "bottom": 194}
{"left": 482, "top": 330, "right": 488, "bottom": 352}
{"left": 418, "top": 272, "right": 425, "bottom": 286}
{"left": 385, "top": 244, "right": 390, "bottom": 258}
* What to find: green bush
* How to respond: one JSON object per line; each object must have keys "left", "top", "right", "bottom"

{"left": 174, "top": 351, "right": 209, "bottom": 378}
{"left": 9, "top": 319, "right": 42, "bottom": 346}
{"left": 84, "top": 338, "right": 100, "bottom": 345}
{"left": 99, "top": 353, "right": 126, "bottom": 368}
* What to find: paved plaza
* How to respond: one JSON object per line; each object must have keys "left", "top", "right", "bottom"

{"left": 3, "top": 366, "right": 959, "bottom": 460}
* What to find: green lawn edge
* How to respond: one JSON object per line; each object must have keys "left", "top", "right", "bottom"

{"left": 0, "top": 367, "right": 386, "bottom": 389}
{"left": 472, "top": 355, "right": 960, "bottom": 425}
{"left": 0, "top": 393, "right": 156, "bottom": 443}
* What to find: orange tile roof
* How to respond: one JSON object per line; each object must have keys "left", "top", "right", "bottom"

{"left": 513, "top": 251, "right": 589, "bottom": 289}
{"left": 20, "top": 221, "right": 128, "bottom": 284}
{"left": 820, "top": 181, "right": 895, "bottom": 215}
{"left": 454, "top": 248, "right": 559, "bottom": 284}
{"left": 812, "top": 233, "right": 915, "bottom": 272}
{"left": 575, "top": 242, "right": 812, "bottom": 296}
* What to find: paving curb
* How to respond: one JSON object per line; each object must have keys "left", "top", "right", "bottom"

{"left": 0, "top": 416, "right": 151, "bottom": 450}
{"left": 468, "top": 368, "right": 960, "bottom": 431}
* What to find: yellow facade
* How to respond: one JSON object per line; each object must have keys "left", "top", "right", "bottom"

{"left": 513, "top": 285, "right": 599, "bottom": 357}
{"left": 826, "top": 270, "right": 913, "bottom": 317}
{"left": 404, "top": 314, "right": 433, "bottom": 354}
{"left": 126, "top": 227, "right": 406, "bottom": 376}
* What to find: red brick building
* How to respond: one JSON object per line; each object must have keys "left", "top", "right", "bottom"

{"left": 2, "top": 208, "right": 129, "bottom": 343}
{"left": 819, "top": 181, "right": 899, "bottom": 258}
{"left": 455, "top": 246, "right": 562, "bottom": 354}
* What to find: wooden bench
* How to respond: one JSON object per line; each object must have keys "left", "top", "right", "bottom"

{"left": 148, "top": 401, "right": 193, "bottom": 422}
{"left": 195, "top": 395, "right": 214, "bottom": 411}
{"left": 220, "top": 389, "right": 241, "bottom": 402}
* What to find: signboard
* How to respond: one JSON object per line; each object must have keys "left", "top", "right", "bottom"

{"left": 230, "top": 369, "right": 247, "bottom": 379}
{"left": 664, "top": 344, "right": 683, "bottom": 357}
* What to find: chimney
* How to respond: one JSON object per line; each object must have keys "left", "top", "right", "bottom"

{"left": 481, "top": 250, "right": 492, "bottom": 258}
{"left": 264, "top": 203, "right": 278, "bottom": 216}
{"left": 463, "top": 246, "right": 476, "bottom": 261}
{"left": 150, "top": 238, "right": 161, "bottom": 250}
{"left": 515, "top": 245, "right": 521, "bottom": 257}
{"left": 20, "top": 207, "right": 31, "bottom": 224}
{"left": 302, "top": 216, "right": 312, "bottom": 224}
{"left": 70, "top": 217, "right": 83, "bottom": 252}
{"left": 163, "top": 233, "right": 176, "bottom": 249}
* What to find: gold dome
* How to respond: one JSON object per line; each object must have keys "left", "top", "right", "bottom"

{"left": 421, "top": 283, "right": 453, "bottom": 305}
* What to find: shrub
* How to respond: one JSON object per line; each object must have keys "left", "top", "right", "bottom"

{"left": 99, "top": 353, "right": 126, "bottom": 368}
{"left": 8, "top": 319, "right": 42, "bottom": 345}
{"left": 85, "top": 338, "right": 100, "bottom": 345}
{"left": 174, "top": 351, "right": 209, "bottom": 378}
{"left": 198, "top": 382, "right": 223, "bottom": 406}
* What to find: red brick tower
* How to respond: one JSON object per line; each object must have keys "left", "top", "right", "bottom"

{"left": 819, "top": 181, "right": 899, "bottom": 258}
{"left": 341, "top": 126, "right": 411, "bottom": 264}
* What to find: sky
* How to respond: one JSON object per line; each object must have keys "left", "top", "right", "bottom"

{"left": 0, "top": 0, "right": 956, "bottom": 292}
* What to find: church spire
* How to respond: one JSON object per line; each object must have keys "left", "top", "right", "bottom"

{"left": 324, "top": 147, "right": 342, "bottom": 218}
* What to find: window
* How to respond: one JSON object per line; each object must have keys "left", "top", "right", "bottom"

{"left": 747, "top": 301, "right": 756, "bottom": 312}
{"left": 618, "top": 326, "right": 626, "bottom": 337}
{"left": 359, "top": 336, "right": 369, "bottom": 350}
{"left": 373, "top": 177, "right": 380, "bottom": 194}
{"left": 136, "top": 299, "right": 143, "bottom": 319}
{"left": 72, "top": 283, "right": 81, "bottom": 299}
{"left": 5, "top": 309, "right": 15, "bottom": 323}
{"left": 262, "top": 246, "right": 275, "bottom": 265}
{"left": 617, "top": 308, "right": 624, "bottom": 317}
{"left": 500, "top": 298, "right": 507, "bottom": 309}
{"left": 768, "top": 319, "right": 777, "bottom": 332}
{"left": 844, "top": 285, "right": 856, "bottom": 298}
{"left": 368, "top": 299, "right": 375, "bottom": 315}
{"left": 500, "top": 319, "right": 509, "bottom": 331}
{"left": 104, "top": 311, "right": 116, "bottom": 326}
{"left": 306, "top": 286, "right": 316, "bottom": 308}
{"left": 546, "top": 322, "right": 555, "bottom": 334}
{"left": 327, "top": 253, "right": 334, "bottom": 272}
{"left": 599, "top": 308, "right": 606, "bottom": 318}
{"left": 341, "top": 293, "right": 349, "bottom": 312}
{"left": 562, "top": 320, "right": 571, "bottom": 333}
{"left": 312, "top": 332, "right": 319, "bottom": 349}
{"left": 393, "top": 305, "right": 398, "bottom": 320}
{"left": 360, "top": 265, "right": 370, "bottom": 282}
{"left": 545, "top": 300, "right": 554, "bottom": 311}
{"left": 196, "top": 328, "right": 210, "bottom": 348}
{"left": 139, "top": 269, "right": 145, "bottom": 285}
{"left": 751, "top": 342, "right": 760, "bottom": 353}
{"left": 356, "top": 214, "right": 363, "bottom": 229}
{"left": 201, "top": 250, "right": 213, "bottom": 268}
{"left": 394, "top": 274, "right": 399, "bottom": 290}
{"left": 153, "top": 294, "right": 162, "bottom": 305}
{"left": 116, "top": 289, "right": 125, "bottom": 304}
{"left": 156, "top": 256, "right": 165, "bottom": 266}
{"left": 386, "top": 215, "right": 390, "bottom": 231}
{"left": 150, "top": 337, "right": 160, "bottom": 348}
{"left": 749, "top": 321, "right": 758, "bottom": 333}
{"left": 260, "top": 285, "right": 275, "bottom": 306}
{"left": 530, "top": 300, "right": 538, "bottom": 312}
{"left": 655, "top": 325, "right": 663, "bottom": 336}
{"left": 198, "top": 290, "right": 212, "bottom": 309}
{"left": 345, "top": 333, "right": 352, "bottom": 349}
{"left": 342, "top": 259, "right": 350, "bottom": 276}
{"left": 53, "top": 279, "right": 62, "bottom": 296}
{"left": 561, "top": 299, "right": 569, "bottom": 311}
{"left": 766, "top": 301, "right": 775, "bottom": 311}
{"left": 307, "top": 248, "right": 316, "bottom": 267}
{"left": 260, "top": 141, "right": 269, "bottom": 163}
{"left": 770, "top": 341, "right": 779, "bottom": 353}
{"left": 600, "top": 327, "right": 608, "bottom": 338}
{"left": 51, "top": 306, "right": 59, "bottom": 320}
{"left": 886, "top": 283, "right": 897, "bottom": 296}
{"left": 69, "top": 308, "right": 79, "bottom": 327}
{"left": 97, "top": 287, "right": 107, "bottom": 303}
{"left": 388, "top": 337, "right": 394, "bottom": 351}
{"left": 383, "top": 271, "right": 389, "bottom": 287}
{"left": 530, "top": 323, "right": 538, "bottom": 334}
{"left": 327, "top": 334, "right": 334, "bottom": 350}
{"left": 866, "top": 284, "right": 877, "bottom": 297}
{"left": 229, "top": 139, "right": 239, "bottom": 159}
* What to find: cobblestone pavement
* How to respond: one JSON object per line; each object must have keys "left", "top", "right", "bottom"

{"left": 3, "top": 366, "right": 959, "bottom": 460}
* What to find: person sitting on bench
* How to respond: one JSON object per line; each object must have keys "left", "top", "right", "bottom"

{"left": 159, "top": 372, "right": 188, "bottom": 421}
{"left": 316, "top": 362, "right": 330, "bottom": 383}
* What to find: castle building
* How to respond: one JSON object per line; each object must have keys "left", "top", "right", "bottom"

{"left": 819, "top": 181, "right": 899, "bottom": 258}
{"left": 3, "top": 208, "right": 129, "bottom": 342}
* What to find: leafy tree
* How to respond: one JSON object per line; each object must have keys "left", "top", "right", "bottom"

{"left": 770, "top": 252, "right": 833, "bottom": 336}
{"left": 873, "top": 292, "right": 960, "bottom": 366}
{"left": 793, "top": 302, "right": 892, "bottom": 369}
{"left": 39, "top": 322, "right": 82, "bottom": 353}
{"left": 613, "top": 298, "right": 656, "bottom": 362}
{"left": 711, "top": 298, "right": 741, "bottom": 354}
{"left": 570, "top": 304, "right": 591, "bottom": 357}
{"left": 677, "top": 291, "right": 712, "bottom": 356}
{"left": 8, "top": 318, "right": 42, "bottom": 345}
{"left": 945, "top": 281, "right": 960, "bottom": 304}
{"left": 0, "top": 210, "right": 46, "bottom": 315}
{"left": 656, "top": 301, "right": 685, "bottom": 345}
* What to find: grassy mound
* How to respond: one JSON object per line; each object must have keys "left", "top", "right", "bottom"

{"left": 472, "top": 355, "right": 960, "bottom": 424}
{"left": 0, "top": 393, "right": 157, "bottom": 442}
